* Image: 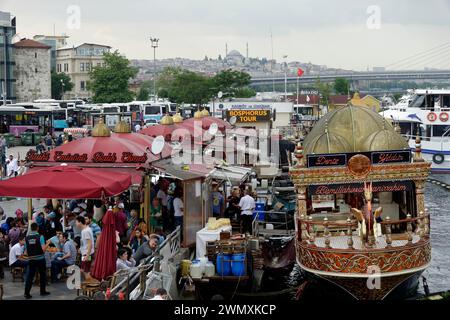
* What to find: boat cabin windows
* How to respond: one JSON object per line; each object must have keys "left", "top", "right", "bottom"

{"left": 308, "top": 187, "right": 417, "bottom": 233}
{"left": 426, "top": 124, "right": 450, "bottom": 137}
{"left": 398, "top": 122, "right": 422, "bottom": 136}
{"left": 409, "top": 93, "right": 450, "bottom": 110}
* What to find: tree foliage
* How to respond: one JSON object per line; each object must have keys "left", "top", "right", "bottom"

{"left": 315, "top": 78, "right": 332, "bottom": 105}
{"left": 88, "top": 50, "right": 137, "bottom": 103}
{"left": 211, "top": 69, "right": 252, "bottom": 98}
{"left": 155, "top": 67, "right": 255, "bottom": 104}
{"left": 136, "top": 80, "right": 152, "bottom": 100}
{"left": 334, "top": 77, "right": 350, "bottom": 95}
{"left": 51, "top": 72, "right": 73, "bottom": 99}
{"left": 157, "top": 68, "right": 213, "bottom": 105}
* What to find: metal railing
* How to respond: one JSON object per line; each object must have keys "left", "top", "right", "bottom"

{"left": 253, "top": 210, "right": 294, "bottom": 237}
{"left": 109, "top": 226, "right": 181, "bottom": 299}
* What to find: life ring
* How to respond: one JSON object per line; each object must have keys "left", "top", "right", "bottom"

{"left": 433, "top": 153, "right": 445, "bottom": 164}
{"left": 427, "top": 112, "right": 437, "bottom": 122}
{"left": 439, "top": 112, "right": 449, "bottom": 122}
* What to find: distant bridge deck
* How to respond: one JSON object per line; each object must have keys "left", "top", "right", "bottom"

{"left": 250, "top": 70, "right": 450, "bottom": 85}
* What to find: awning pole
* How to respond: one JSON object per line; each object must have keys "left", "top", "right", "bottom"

{"left": 143, "top": 175, "right": 150, "bottom": 235}
{"left": 27, "top": 198, "right": 33, "bottom": 233}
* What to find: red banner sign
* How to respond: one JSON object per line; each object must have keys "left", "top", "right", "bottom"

{"left": 26, "top": 150, "right": 148, "bottom": 164}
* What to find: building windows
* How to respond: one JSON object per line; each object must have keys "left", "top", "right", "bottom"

{"left": 35, "top": 52, "right": 37, "bottom": 58}
{"left": 80, "top": 62, "right": 85, "bottom": 72}
{"left": 80, "top": 81, "right": 85, "bottom": 91}
{"left": 64, "top": 63, "right": 69, "bottom": 72}
{"left": 57, "top": 64, "right": 61, "bottom": 72}
{"left": 86, "top": 62, "right": 91, "bottom": 71}
{"left": 35, "top": 68, "right": 38, "bottom": 73}
{"left": 97, "top": 62, "right": 101, "bottom": 67}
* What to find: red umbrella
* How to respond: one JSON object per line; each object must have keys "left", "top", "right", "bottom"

{"left": 91, "top": 209, "right": 117, "bottom": 281}
{"left": 0, "top": 164, "right": 132, "bottom": 199}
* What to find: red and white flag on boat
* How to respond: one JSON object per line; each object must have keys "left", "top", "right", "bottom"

{"left": 297, "top": 68, "right": 304, "bottom": 77}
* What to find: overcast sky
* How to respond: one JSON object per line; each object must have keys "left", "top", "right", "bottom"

{"left": 3, "top": 0, "right": 450, "bottom": 70}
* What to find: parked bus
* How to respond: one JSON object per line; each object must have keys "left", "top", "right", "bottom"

{"left": 0, "top": 106, "right": 52, "bottom": 136}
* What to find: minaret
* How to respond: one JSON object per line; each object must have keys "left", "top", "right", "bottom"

{"left": 225, "top": 43, "right": 228, "bottom": 57}
{"left": 246, "top": 42, "right": 249, "bottom": 60}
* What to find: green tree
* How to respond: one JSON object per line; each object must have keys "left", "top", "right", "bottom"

{"left": 136, "top": 80, "right": 152, "bottom": 100}
{"left": 51, "top": 72, "right": 73, "bottom": 99}
{"left": 88, "top": 50, "right": 138, "bottom": 103}
{"left": 211, "top": 69, "right": 252, "bottom": 98}
{"left": 157, "top": 67, "right": 213, "bottom": 105}
{"left": 315, "top": 78, "right": 332, "bottom": 106}
{"left": 235, "top": 87, "right": 256, "bottom": 98}
{"left": 334, "top": 77, "right": 350, "bottom": 95}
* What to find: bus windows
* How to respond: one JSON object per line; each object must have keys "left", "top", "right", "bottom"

{"left": 129, "top": 105, "right": 140, "bottom": 112}
{"left": 145, "top": 106, "right": 161, "bottom": 115}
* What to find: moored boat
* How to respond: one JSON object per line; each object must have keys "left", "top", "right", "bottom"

{"left": 290, "top": 104, "right": 432, "bottom": 300}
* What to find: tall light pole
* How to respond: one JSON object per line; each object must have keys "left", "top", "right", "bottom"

{"left": 283, "top": 55, "right": 288, "bottom": 101}
{"left": 60, "top": 78, "right": 65, "bottom": 100}
{"left": 150, "top": 37, "right": 159, "bottom": 102}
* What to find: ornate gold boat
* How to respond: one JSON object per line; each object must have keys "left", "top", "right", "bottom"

{"left": 290, "top": 104, "right": 431, "bottom": 300}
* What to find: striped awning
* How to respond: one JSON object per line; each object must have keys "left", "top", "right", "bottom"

{"left": 63, "top": 128, "right": 89, "bottom": 134}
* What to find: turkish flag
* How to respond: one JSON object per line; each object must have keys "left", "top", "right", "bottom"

{"left": 297, "top": 68, "right": 304, "bottom": 77}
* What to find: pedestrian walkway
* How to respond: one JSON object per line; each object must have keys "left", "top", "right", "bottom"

{"left": 1, "top": 271, "right": 78, "bottom": 300}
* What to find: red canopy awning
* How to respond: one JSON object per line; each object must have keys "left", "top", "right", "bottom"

{"left": 140, "top": 121, "right": 204, "bottom": 141}
{"left": 26, "top": 132, "right": 172, "bottom": 166}
{"left": 184, "top": 116, "right": 231, "bottom": 131}
{"left": 0, "top": 165, "right": 132, "bottom": 199}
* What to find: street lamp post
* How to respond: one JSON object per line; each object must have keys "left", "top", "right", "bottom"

{"left": 60, "top": 79, "right": 65, "bottom": 100}
{"left": 150, "top": 37, "right": 159, "bottom": 102}
{"left": 283, "top": 55, "right": 288, "bottom": 101}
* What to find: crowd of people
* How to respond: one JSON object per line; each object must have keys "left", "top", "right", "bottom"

{"left": 210, "top": 182, "right": 257, "bottom": 235}
{"left": 0, "top": 182, "right": 176, "bottom": 299}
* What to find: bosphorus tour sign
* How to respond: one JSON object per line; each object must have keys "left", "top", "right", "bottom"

{"left": 225, "top": 109, "right": 271, "bottom": 123}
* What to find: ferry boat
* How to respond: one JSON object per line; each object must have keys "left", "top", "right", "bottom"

{"left": 381, "top": 89, "right": 450, "bottom": 173}
{"left": 290, "top": 104, "right": 431, "bottom": 300}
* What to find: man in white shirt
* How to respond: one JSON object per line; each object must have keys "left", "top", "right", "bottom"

{"left": 173, "top": 191, "right": 184, "bottom": 241}
{"left": 134, "top": 123, "right": 141, "bottom": 132}
{"left": 238, "top": 190, "right": 256, "bottom": 235}
{"left": 9, "top": 235, "right": 28, "bottom": 268}
{"left": 76, "top": 216, "right": 95, "bottom": 273}
{"left": 6, "top": 154, "right": 19, "bottom": 177}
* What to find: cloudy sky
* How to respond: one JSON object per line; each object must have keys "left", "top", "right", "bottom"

{"left": 3, "top": 0, "right": 450, "bottom": 70}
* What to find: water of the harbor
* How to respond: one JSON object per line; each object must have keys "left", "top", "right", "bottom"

{"left": 285, "top": 175, "right": 450, "bottom": 297}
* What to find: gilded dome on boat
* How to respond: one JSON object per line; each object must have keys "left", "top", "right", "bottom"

{"left": 114, "top": 120, "right": 131, "bottom": 133}
{"left": 362, "top": 128, "right": 409, "bottom": 151}
{"left": 303, "top": 104, "right": 408, "bottom": 154}
{"left": 92, "top": 118, "right": 111, "bottom": 137}
{"left": 160, "top": 114, "right": 174, "bottom": 125}
{"left": 172, "top": 112, "right": 184, "bottom": 123}
{"left": 306, "top": 130, "right": 352, "bottom": 154}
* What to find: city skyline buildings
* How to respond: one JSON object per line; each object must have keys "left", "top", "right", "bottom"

{"left": 3, "top": 0, "right": 450, "bottom": 72}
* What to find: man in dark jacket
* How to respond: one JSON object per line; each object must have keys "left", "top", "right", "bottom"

{"left": 24, "top": 222, "right": 50, "bottom": 299}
